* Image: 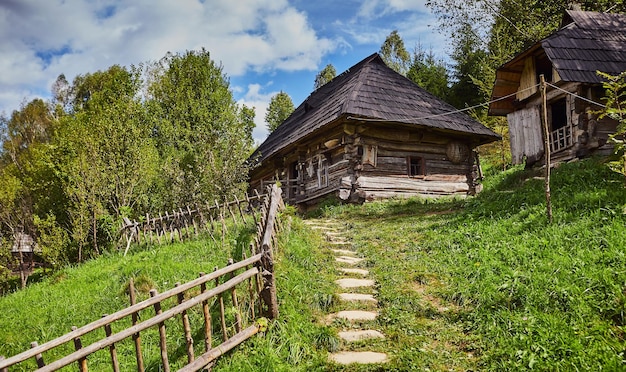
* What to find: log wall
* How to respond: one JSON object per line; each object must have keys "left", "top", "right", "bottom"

{"left": 250, "top": 121, "right": 481, "bottom": 207}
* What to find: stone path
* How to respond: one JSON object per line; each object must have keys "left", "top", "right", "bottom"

{"left": 303, "top": 219, "right": 388, "bottom": 366}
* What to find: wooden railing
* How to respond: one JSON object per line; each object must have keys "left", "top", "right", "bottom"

{"left": 0, "top": 184, "right": 285, "bottom": 372}
{"left": 550, "top": 125, "right": 573, "bottom": 152}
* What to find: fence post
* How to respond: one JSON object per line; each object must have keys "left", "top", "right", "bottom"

{"left": 150, "top": 289, "right": 170, "bottom": 372}
{"left": 199, "top": 272, "right": 213, "bottom": 352}
{"left": 259, "top": 184, "right": 281, "bottom": 319}
{"left": 128, "top": 278, "right": 145, "bottom": 372}
{"left": 70, "top": 327, "right": 88, "bottom": 372}
{"left": 102, "top": 315, "right": 120, "bottom": 372}
{"left": 175, "top": 282, "right": 195, "bottom": 363}
{"left": 30, "top": 342, "right": 45, "bottom": 368}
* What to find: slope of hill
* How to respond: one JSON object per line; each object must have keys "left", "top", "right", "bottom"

{"left": 1, "top": 157, "right": 624, "bottom": 371}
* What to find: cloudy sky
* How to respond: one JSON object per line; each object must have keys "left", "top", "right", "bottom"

{"left": 0, "top": 0, "right": 448, "bottom": 143}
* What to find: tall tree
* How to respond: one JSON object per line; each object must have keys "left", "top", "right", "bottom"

{"left": 147, "top": 49, "right": 253, "bottom": 207}
{"left": 57, "top": 65, "right": 159, "bottom": 260}
{"left": 314, "top": 64, "right": 337, "bottom": 89}
{"left": 379, "top": 30, "right": 410, "bottom": 75}
{"left": 265, "top": 91, "right": 294, "bottom": 132}
{"left": 407, "top": 44, "right": 450, "bottom": 101}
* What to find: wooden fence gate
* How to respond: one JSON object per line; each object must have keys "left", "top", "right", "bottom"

{"left": 0, "top": 184, "right": 284, "bottom": 372}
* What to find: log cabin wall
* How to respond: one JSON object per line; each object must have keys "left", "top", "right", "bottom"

{"left": 353, "top": 125, "right": 474, "bottom": 200}
{"left": 249, "top": 122, "right": 481, "bottom": 207}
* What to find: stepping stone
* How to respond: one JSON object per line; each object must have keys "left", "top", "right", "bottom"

{"left": 339, "top": 268, "right": 369, "bottom": 276}
{"left": 328, "top": 238, "right": 349, "bottom": 244}
{"left": 335, "top": 256, "right": 364, "bottom": 265}
{"left": 338, "top": 293, "right": 377, "bottom": 303}
{"left": 330, "top": 248, "right": 355, "bottom": 255}
{"left": 335, "top": 310, "right": 377, "bottom": 321}
{"left": 329, "top": 351, "right": 388, "bottom": 365}
{"left": 338, "top": 329, "right": 385, "bottom": 342}
{"left": 335, "top": 278, "right": 375, "bottom": 288}
{"left": 329, "top": 241, "right": 351, "bottom": 246}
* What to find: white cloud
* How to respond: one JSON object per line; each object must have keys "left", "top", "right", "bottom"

{"left": 337, "top": 1, "right": 448, "bottom": 61}
{"left": 0, "top": 0, "right": 336, "bottom": 115}
{"left": 356, "top": 0, "right": 429, "bottom": 19}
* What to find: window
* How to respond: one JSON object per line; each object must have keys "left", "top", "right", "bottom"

{"left": 317, "top": 156, "right": 328, "bottom": 188}
{"left": 408, "top": 157, "right": 424, "bottom": 177}
{"left": 550, "top": 98, "right": 567, "bottom": 131}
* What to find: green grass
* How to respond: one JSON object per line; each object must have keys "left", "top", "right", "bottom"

{"left": 315, "top": 157, "right": 626, "bottom": 371}
{"left": 2, "top": 158, "right": 625, "bottom": 371}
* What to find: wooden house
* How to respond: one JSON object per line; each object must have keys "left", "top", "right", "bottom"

{"left": 249, "top": 53, "right": 501, "bottom": 207}
{"left": 489, "top": 10, "right": 626, "bottom": 166}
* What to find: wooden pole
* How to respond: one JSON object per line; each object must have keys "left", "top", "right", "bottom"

{"left": 234, "top": 195, "right": 246, "bottom": 224}
{"left": 102, "top": 315, "right": 120, "bottom": 372}
{"left": 30, "top": 342, "right": 45, "bottom": 368}
{"left": 175, "top": 283, "right": 195, "bottom": 363}
{"left": 199, "top": 272, "right": 212, "bottom": 352}
{"left": 227, "top": 259, "right": 242, "bottom": 333}
{"left": 71, "top": 327, "right": 88, "bottom": 372}
{"left": 540, "top": 74, "right": 553, "bottom": 223}
{"left": 216, "top": 266, "right": 228, "bottom": 342}
{"left": 150, "top": 289, "right": 170, "bottom": 372}
{"left": 128, "top": 278, "right": 145, "bottom": 372}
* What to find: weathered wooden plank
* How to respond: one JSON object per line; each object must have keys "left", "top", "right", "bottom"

{"left": 356, "top": 176, "right": 469, "bottom": 193}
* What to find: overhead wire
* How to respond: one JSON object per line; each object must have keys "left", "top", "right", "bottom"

{"left": 348, "top": 80, "right": 609, "bottom": 124}
{"left": 545, "top": 81, "right": 607, "bottom": 109}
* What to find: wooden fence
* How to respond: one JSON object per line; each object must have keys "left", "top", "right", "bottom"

{"left": 0, "top": 184, "right": 285, "bottom": 372}
{"left": 119, "top": 191, "right": 267, "bottom": 255}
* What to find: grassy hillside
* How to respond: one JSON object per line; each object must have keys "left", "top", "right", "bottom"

{"left": 315, "top": 157, "right": 626, "bottom": 370}
{"left": 1, "top": 157, "right": 624, "bottom": 371}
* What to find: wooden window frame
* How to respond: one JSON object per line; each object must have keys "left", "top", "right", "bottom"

{"left": 317, "top": 156, "right": 329, "bottom": 188}
{"left": 407, "top": 156, "right": 425, "bottom": 178}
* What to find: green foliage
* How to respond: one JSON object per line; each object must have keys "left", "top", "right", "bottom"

{"left": 407, "top": 43, "right": 450, "bottom": 101}
{"left": 598, "top": 70, "right": 626, "bottom": 182}
{"left": 379, "top": 30, "right": 410, "bottom": 75}
{"left": 33, "top": 214, "right": 69, "bottom": 270}
{"left": 265, "top": 91, "right": 294, "bottom": 132}
{"left": 0, "top": 48, "right": 255, "bottom": 276}
{"left": 314, "top": 64, "right": 337, "bottom": 90}
{"left": 147, "top": 49, "right": 253, "bottom": 208}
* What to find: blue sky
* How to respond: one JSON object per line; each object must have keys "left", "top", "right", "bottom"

{"left": 0, "top": 0, "right": 449, "bottom": 143}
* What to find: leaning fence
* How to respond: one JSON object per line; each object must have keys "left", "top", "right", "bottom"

{"left": 119, "top": 191, "right": 267, "bottom": 254}
{"left": 0, "top": 184, "right": 285, "bottom": 372}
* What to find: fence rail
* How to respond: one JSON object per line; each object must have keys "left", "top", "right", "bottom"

{"left": 0, "top": 184, "right": 285, "bottom": 372}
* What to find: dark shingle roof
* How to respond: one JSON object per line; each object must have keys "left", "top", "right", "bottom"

{"left": 489, "top": 10, "right": 626, "bottom": 115}
{"left": 543, "top": 10, "right": 626, "bottom": 83}
{"left": 252, "top": 53, "right": 500, "bottom": 163}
